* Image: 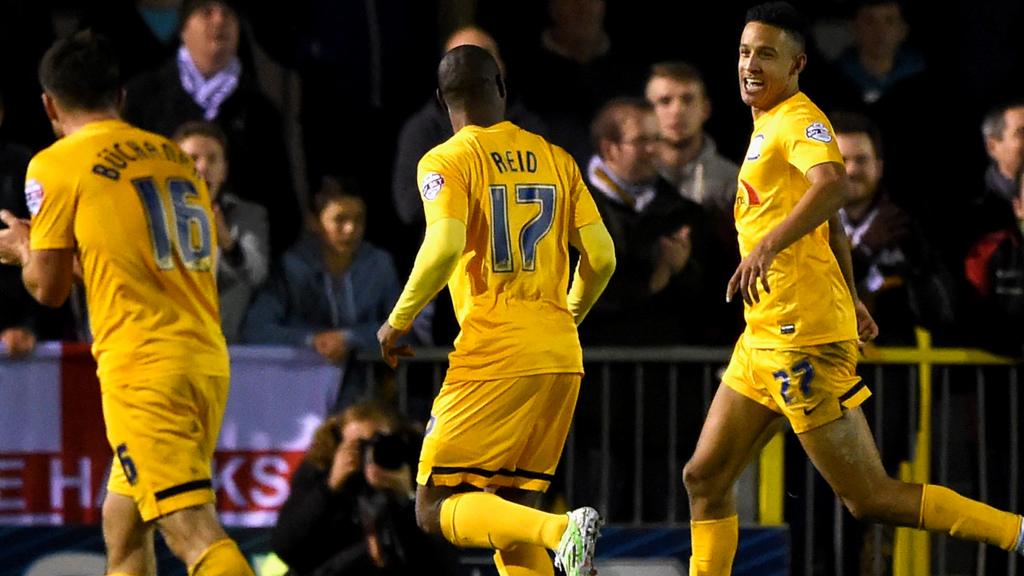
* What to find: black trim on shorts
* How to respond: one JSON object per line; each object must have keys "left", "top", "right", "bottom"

{"left": 155, "top": 479, "right": 213, "bottom": 501}
{"left": 431, "top": 466, "right": 554, "bottom": 482}
{"left": 838, "top": 381, "right": 867, "bottom": 404}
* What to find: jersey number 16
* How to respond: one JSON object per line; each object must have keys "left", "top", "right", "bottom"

{"left": 134, "top": 177, "right": 213, "bottom": 272}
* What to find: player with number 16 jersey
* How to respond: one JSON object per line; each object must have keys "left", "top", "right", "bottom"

{"left": 28, "top": 118, "right": 228, "bottom": 519}
{"left": 29, "top": 120, "right": 226, "bottom": 379}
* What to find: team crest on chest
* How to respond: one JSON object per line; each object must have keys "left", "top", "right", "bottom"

{"left": 421, "top": 172, "right": 445, "bottom": 201}
{"left": 805, "top": 122, "right": 833, "bottom": 143}
{"left": 25, "top": 179, "right": 44, "bottom": 216}
{"left": 746, "top": 134, "right": 765, "bottom": 160}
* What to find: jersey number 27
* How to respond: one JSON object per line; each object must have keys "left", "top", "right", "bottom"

{"left": 134, "top": 177, "right": 213, "bottom": 272}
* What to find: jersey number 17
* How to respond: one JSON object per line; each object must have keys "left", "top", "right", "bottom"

{"left": 489, "top": 184, "right": 556, "bottom": 273}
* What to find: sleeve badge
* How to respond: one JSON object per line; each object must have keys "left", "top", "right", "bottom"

{"left": 25, "top": 179, "right": 44, "bottom": 216}
{"left": 805, "top": 122, "right": 833, "bottom": 143}
{"left": 421, "top": 172, "right": 445, "bottom": 201}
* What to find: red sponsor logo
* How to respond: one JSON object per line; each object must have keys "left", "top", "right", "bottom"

{"left": 740, "top": 179, "right": 761, "bottom": 206}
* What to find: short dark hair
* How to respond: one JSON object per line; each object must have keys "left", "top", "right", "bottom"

{"left": 745, "top": 2, "right": 809, "bottom": 52}
{"left": 648, "top": 61, "right": 706, "bottom": 91}
{"left": 982, "top": 100, "right": 1024, "bottom": 140}
{"left": 830, "top": 111, "right": 884, "bottom": 157}
{"left": 180, "top": 0, "right": 238, "bottom": 24}
{"left": 173, "top": 120, "right": 228, "bottom": 152}
{"left": 313, "top": 175, "right": 364, "bottom": 216}
{"left": 590, "top": 97, "right": 653, "bottom": 154}
{"left": 38, "top": 31, "right": 121, "bottom": 111}
{"left": 437, "top": 44, "right": 502, "bottom": 109}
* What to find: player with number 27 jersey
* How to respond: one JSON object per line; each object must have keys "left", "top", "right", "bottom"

{"left": 417, "top": 120, "right": 602, "bottom": 381}
{"left": 28, "top": 119, "right": 227, "bottom": 381}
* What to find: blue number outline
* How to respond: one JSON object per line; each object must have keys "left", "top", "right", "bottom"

{"left": 133, "top": 177, "right": 174, "bottom": 270}
{"left": 489, "top": 185, "right": 513, "bottom": 273}
{"left": 774, "top": 359, "right": 816, "bottom": 405}
{"left": 168, "top": 178, "right": 213, "bottom": 272}
{"left": 516, "top": 185, "right": 556, "bottom": 272}
{"left": 133, "top": 177, "right": 212, "bottom": 272}
{"left": 489, "top": 183, "right": 557, "bottom": 273}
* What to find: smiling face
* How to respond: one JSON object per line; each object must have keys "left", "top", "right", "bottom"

{"left": 738, "top": 21, "right": 805, "bottom": 117}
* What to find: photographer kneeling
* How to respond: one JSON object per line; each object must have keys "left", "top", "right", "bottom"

{"left": 272, "top": 402, "right": 458, "bottom": 575}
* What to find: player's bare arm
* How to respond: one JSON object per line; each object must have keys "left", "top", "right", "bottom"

{"left": 727, "top": 161, "right": 849, "bottom": 305}
{"left": 0, "top": 210, "right": 75, "bottom": 307}
{"left": 827, "top": 213, "right": 879, "bottom": 343}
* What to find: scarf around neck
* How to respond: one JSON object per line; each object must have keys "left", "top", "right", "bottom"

{"left": 177, "top": 45, "right": 241, "bottom": 121}
{"left": 587, "top": 155, "right": 656, "bottom": 212}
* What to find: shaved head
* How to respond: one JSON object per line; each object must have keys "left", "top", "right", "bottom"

{"left": 438, "top": 44, "right": 504, "bottom": 110}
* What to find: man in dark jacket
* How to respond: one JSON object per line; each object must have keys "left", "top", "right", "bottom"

{"left": 123, "top": 0, "right": 300, "bottom": 256}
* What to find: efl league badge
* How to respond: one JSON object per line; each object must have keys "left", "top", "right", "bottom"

{"left": 25, "top": 179, "right": 44, "bottom": 216}
{"left": 805, "top": 122, "right": 833, "bottom": 143}
{"left": 746, "top": 134, "right": 765, "bottom": 160}
{"left": 421, "top": 172, "right": 445, "bottom": 201}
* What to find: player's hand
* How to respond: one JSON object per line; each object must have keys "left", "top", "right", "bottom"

{"left": 726, "top": 240, "right": 775, "bottom": 305}
{"left": 0, "top": 210, "right": 31, "bottom": 266}
{"left": 312, "top": 330, "right": 348, "bottom": 364}
{"left": 377, "top": 321, "right": 414, "bottom": 369}
{"left": 854, "top": 299, "right": 879, "bottom": 345}
{"left": 1, "top": 327, "right": 36, "bottom": 359}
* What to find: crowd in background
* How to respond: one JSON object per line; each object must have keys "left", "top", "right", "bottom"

{"left": 1, "top": 2, "right": 1023, "bottom": 574}
{"left": 1, "top": 0, "right": 1024, "bottom": 377}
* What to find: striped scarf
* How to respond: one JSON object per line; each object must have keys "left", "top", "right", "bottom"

{"left": 177, "top": 45, "right": 241, "bottom": 121}
{"left": 586, "top": 155, "right": 656, "bottom": 212}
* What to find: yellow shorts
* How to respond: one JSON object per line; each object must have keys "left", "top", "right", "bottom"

{"left": 722, "top": 334, "right": 870, "bottom": 433}
{"left": 102, "top": 373, "right": 229, "bottom": 521}
{"left": 417, "top": 373, "right": 581, "bottom": 492}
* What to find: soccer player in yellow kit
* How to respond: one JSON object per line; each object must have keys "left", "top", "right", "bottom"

{"left": 377, "top": 45, "right": 616, "bottom": 576}
{"left": 681, "top": 3, "right": 1024, "bottom": 575}
{"left": 0, "top": 33, "right": 253, "bottom": 575}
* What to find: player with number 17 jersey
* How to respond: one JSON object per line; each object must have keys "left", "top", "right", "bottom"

{"left": 28, "top": 119, "right": 227, "bottom": 381}
{"left": 416, "top": 120, "right": 602, "bottom": 382}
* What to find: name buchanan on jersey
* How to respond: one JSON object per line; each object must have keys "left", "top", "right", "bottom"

{"left": 91, "top": 138, "right": 193, "bottom": 181}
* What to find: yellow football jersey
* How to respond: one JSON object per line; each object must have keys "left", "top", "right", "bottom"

{"left": 734, "top": 92, "right": 857, "bottom": 348}
{"left": 28, "top": 119, "right": 228, "bottom": 380}
{"left": 416, "top": 121, "right": 602, "bottom": 380}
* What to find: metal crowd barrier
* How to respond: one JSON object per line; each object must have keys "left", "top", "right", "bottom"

{"left": 360, "top": 330, "right": 1022, "bottom": 576}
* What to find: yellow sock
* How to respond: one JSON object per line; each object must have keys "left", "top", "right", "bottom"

{"left": 493, "top": 544, "right": 555, "bottom": 576}
{"left": 187, "top": 538, "right": 255, "bottom": 576}
{"left": 439, "top": 492, "right": 569, "bottom": 550}
{"left": 689, "top": 515, "right": 738, "bottom": 576}
{"left": 919, "top": 484, "right": 1022, "bottom": 550}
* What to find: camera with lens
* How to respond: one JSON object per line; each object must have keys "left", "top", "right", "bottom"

{"left": 359, "top": 430, "right": 414, "bottom": 470}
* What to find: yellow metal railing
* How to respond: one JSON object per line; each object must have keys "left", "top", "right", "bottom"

{"left": 757, "top": 328, "right": 1016, "bottom": 575}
